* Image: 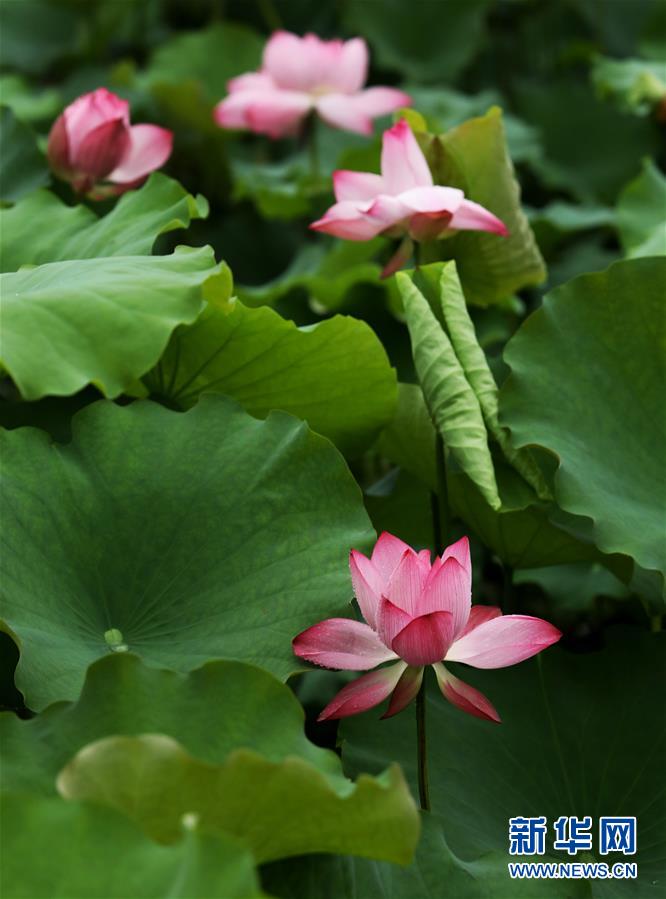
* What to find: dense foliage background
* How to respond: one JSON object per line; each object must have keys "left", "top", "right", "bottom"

{"left": 0, "top": 0, "right": 664, "bottom": 897}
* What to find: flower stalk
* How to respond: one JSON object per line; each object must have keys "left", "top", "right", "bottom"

{"left": 416, "top": 674, "right": 430, "bottom": 811}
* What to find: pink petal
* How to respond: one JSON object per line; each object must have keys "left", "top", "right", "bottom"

{"left": 333, "top": 37, "right": 369, "bottom": 94}
{"left": 227, "top": 71, "right": 275, "bottom": 93}
{"left": 243, "top": 91, "right": 312, "bottom": 138}
{"left": 446, "top": 615, "right": 562, "bottom": 669}
{"left": 376, "top": 596, "right": 413, "bottom": 650}
{"left": 458, "top": 605, "right": 502, "bottom": 639}
{"left": 214, "top": 89, "right": 311, "bottom": 137}
{"left": 263, "top": 31, "right": 332, "bottom": 92}
{"left": 398, "top": 185, "right": 464, "bottom": 214}
{"left": 383, "top": 665, "right": 423, "bottom": 718}
{"left": 352, "top": 86, "right": 412, "bottom": 118}
{"left": 107, "top": 125, "right": 172, "bottom": 185}
{"left": 417, "top": 557, "right": 471, "bottom": 637}
{"left": 293, "top": 617, "right": 397, "bottom": 671}
{"left": 310, "top": 200, "right": 383, "bottom": 240}
{"left": 47, "top": 114, "right": 72, "bottom": 176}
{"left": 366, "top": 194, "right": 410, "bottom": 233}
{"left": 333, "top": 170, "right": 385, "bottom": 202}
{"left": 64, "top": 88, "right": 129, "bottom": 160}
{"left": 370, "top": 532, "right": 413, "bottom": 582}
{"left": 392, "top": 611, "right": 455, "bottom": 666}
{"left": 349, "top": 550, "right": 383, "bottom": 629}
{"left": 433, "top": 663, "right": 500, "bottom": 723}
{"left": 380, "top": 236, "right": 414, "bottom": 279}
{"left": 407, "top": 211, "right": 455, "bottom": 242}
{"left": 385, "top": 549, "right": 429, "bottom": 616}
{"left": 318, "top": 662, "right": 407, "bottom": 720}
{"left": 381, "top": 119, "right": 432, "bottom": 194}
{"left": 73, "top": 118, "right": 130, "bottom": 179}
{"left": 316, "top": 94, "right": 373, "bottom": 135}
{"left": 442, "top": 536, "right": 471, "bottom": 575}
{"left": 448, "top": 198, "right": 509, "bottom": 236}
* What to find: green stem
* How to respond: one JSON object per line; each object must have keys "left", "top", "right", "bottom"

{"left": 416, "top": 675, "right": 430, "bottom": 811}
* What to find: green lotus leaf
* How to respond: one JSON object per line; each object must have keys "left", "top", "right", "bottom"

{"left": 55, "top": 733, "right": 418, "bottom": 864}
{"left": 592, "top": 56, "right": 666, "bottom": 115}
{"left": 0, "top": 105, "right": 49, "bottom": 203}
{"left": 1, "top": 793, "right": 266, "bottom": 899}
{"left": 0, "top": 655, "right": 419, "bottom": 868}
{"left": 0, "top": 654, "right": 342, "bottom": 793}
{"left": 342, "top": 0, "right": 493, "bottom": 83}
{"left": 237, "top": 240, "right": 385, "bottom": 313}
{"left": 420, "top": 107, "right": 546, "bottom": 306}
{"left": 500, "top": 258, "right": 666, "bottom": 587}
{"left": 334, "top": 630, "right": 664, "bottom": 899}
{"left": 144, "top": 298, "right": 397, "bottom": 456}
{"left": 0, "top": 174, "right": 209, "bottom": 272}
{"left": 0, "top": 245, "right": 223, "bottom": 400}
{"left": 0, "top": 396, "right": 374, "bottom": 708}
{"left": 616, "top": 159, "right": 666, "bottom": 258}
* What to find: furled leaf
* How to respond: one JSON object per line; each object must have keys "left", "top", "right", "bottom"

{"left": 500, "top": 258, "right": 666, "bottom": 588}
{"left": 0, "top": 105, "right": 49, "bottom": 203}
{"left": 144, "top": 299, "right": 397, "bottom": 456}
{"left": 420, "top": 107, "right": 546, "bottom": 306}
{"left": 0, "top": 174, "right": 209, "bottom": 271}
{"left": 378, "top": 384, "right": 621, "bottom": 570}
{"left": 435, "top": 262, "right": 550, "bottom": 499}
{"left": 338, "top": 630, "right": 665, "bottom": 899}
{"left": 396, "top": 270, "right": 501, "bottom": 510}
{"left": 616, "top": 159, "right": 666, "bottom": 258}
{"left": 0, "top": 245, "right": 221, "bottom": 400}
{"left": 1, "top": 793, "right": 266, "bottom": 899}
{"left": 0, "top": 396, "right": 374, "bottom": 708}
{"left": 56, "top": 733, "right": 418, "bottom": 864}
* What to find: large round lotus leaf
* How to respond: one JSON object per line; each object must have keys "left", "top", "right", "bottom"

{"left": 0, "top": 173, "right": 209, "bottom": 272}
{"left": 0, "top": 245, "right": 222, "bottom": 400}
{"left": 1, "top": 793, "right": 265, "bottom": 899}
{"left": 0, "top": 654, "right": 342, "bottom": 793}
{"left": 0, "top": 655, "right": 419, "bottom": 868}
{"left": 500, "top": 258, "right": 666, "bottom": 583}
{"left": 336, "top": 630, "right": 664, "bottom": 899}
{"left": 56, "top": 734, "right": 418, "bottom": 864}
{"left": 0, "top": 396, "right": 374, "bottom": 708}
{"left": 144, "top": 299, "right": 397, "bottom": 457}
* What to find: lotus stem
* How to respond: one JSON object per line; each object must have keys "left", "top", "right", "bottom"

{"left": 416, "top": 674, "right": 430, "bottom": 811}
{"left": 430, "top": 431, "right": 448, "bottom": 556}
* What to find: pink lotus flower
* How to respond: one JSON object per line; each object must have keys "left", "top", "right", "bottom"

{"left": 47, "top": 88, "right": 173, "bottom": 198}
{"left": 213, "top": 31, "right": 411, "bottom": 138}
{"left": 293, "top": 533, "right": 561, "bottom": 723}
{"left": 310, "top": 119, "right": 508, "bottom": 245}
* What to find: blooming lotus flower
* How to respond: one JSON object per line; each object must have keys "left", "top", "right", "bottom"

{"left": 310, "top": 119, "right": 508, "bottom": 248}
{"left": 214, "top": 31, "right": 411, "bottom": 138}
{"left": 47, "top": 88, "right": 173, "bottom": 198}
{"left": 293, "top": 533, "right": 561, "bottom": 723}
